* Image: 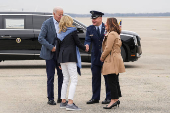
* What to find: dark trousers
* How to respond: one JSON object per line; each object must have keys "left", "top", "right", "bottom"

{"left": 91, "top": 65, "right": 111, "bottom": 100}
{"left": 107, "top": 74, "right": 122, "bottom": 99}
{"left": 46, "top": 55, "right": 63, "bottom": 100}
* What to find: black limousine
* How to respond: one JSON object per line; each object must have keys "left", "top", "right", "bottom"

{"left": 0, "top": 12, "right": 142, "bottom": 62}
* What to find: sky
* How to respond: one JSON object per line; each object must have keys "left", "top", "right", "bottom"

{"left": 0, "top": 0, "right": 169, "bottom": 14}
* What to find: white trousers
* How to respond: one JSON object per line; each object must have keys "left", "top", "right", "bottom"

{"left": 60, "top": 62, "right": 78, "bottom": 100}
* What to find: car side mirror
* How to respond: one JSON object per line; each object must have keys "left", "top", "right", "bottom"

{"left": 77, "top": 27, "right": 84, "bottom": 33}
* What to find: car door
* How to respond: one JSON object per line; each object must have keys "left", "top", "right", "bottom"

{"left": 33, "top": 14, "right": 51, "bottom": 59}
{"left": 0, "top": 14, "right": 35, "bottom": 60}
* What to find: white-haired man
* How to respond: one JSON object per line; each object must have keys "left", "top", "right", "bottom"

{"left": 38, "top": 7, "right": 63, "bottom": 105}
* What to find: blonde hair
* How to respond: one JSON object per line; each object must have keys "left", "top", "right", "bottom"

{"left": 59, "top": 15, "right": 74, "bottom": 33}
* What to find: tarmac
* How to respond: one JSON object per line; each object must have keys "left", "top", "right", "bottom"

{"left": 0, "top": 17, "right": 170, "bottom": 113}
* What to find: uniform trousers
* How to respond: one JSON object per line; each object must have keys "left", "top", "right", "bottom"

{"left": 107, "top": 74, "right": 122, "bottom": 99}
{"left": 60, "top": 62, "right": 78, "bottom": 100}
{"left": 46, "top": 55, "right": 63, "bottom": 100}
{"left": 91, "top": 65, "right": 111, "bottom": 100}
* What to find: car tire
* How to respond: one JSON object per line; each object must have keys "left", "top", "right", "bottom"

{"left": 121, "top": 46, "right": 126, "bottom": 62}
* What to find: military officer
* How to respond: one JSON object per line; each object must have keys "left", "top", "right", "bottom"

{"left": 85, "top": 10, "right": 111, "bottom": 104}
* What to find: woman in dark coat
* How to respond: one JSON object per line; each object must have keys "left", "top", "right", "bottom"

{"left": 57, "top": 15, "right": 88, "bottom": 111}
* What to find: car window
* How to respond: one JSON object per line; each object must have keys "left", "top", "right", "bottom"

{"left": 33, "top": 16, "right": 46, "bottom": 29}
{"left": 4, "top": 18, "right": 24, "bottom": 29}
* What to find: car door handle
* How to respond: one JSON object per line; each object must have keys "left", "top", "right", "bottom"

{"left": 1, "top": 35, "right": 12, "bottom": 38}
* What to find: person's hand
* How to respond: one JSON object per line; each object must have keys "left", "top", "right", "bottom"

{"left": 100, "top": 57, "right": 104, "bottom": 62}
{"left": 59, "top": 66, "right": 62, "bottom": 70}
{"left": 51, "top": 47, "right": 56, "bottom": 52}
{"left": 85, "top": 44, "right": 89, "bottom": 52}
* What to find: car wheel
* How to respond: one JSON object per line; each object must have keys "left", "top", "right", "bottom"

{"left": 121, "top": 46, "right": 126, "bottom": 62}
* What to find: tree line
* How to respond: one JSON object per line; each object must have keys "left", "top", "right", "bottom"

{"left": 67, "top": 12, "right": 170, "bottom": 17}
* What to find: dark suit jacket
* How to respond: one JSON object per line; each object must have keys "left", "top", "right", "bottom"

{"left": 57, "top": 30, "right": 86, "bottom": 63}
{"left": 84, "top": 22, "right": 105, "bottom": 66}
{"left": 38, "top": 17, "right": 57, "bottom": 60}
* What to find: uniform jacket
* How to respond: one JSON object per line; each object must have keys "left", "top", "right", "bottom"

{"left": 38, "top": 17, "right": 57, "bottom": 60}
{"left": 57, "top": 30, "right": 86, "bottom": 63}
{"left": 101, "top": 31, "right": 125, "bottom": 75}
{"left": 84, "top": 22, "right": 105, "bottom": 66}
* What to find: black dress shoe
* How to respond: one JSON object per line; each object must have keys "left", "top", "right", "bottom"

{"left": 57, "top": 99, "right": 62, "bottom": 103}
{"left": 86, "top": 99, "right": 99, "bottom": 104}
{"left": 103, "top": 100, "right": 120, "bottom": 109}
{"left": 47, "top": 100, "right": 56, "bottom": 105}
{"left": 102, "top": 99, "right": 111, "bottom": 104}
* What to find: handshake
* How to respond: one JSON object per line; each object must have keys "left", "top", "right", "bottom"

{"left": 85, "top": 44, "right": 89, "bottom": 52}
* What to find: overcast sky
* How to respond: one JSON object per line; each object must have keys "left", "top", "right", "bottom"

{"left": 0, "top": 0, "right": 169, "bottom": 14}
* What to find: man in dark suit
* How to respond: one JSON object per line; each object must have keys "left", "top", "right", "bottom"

{"left": 38, "top": 7, "right": 63, "bottom": 105}
{"left": 85, "top": 11, "right": 111, "bottom": 104}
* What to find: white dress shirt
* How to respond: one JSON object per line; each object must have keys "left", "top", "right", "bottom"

{"left": 53, "top": 17, "right": 59, "bottom": 35}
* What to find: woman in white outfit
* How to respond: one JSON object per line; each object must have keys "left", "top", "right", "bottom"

{"left": 57, "top": 15, "right": 88, "bottom": 111}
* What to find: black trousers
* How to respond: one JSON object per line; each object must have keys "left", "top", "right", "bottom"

{"left": 107, "top": 74, "right": 122, "bottom": 99}
{"left": 91, "top": 65, "right": 111, "bottom": 100}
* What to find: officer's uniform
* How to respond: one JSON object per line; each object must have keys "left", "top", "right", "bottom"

{"left": 85, "top": 11, "right": 111, "bottom": 102}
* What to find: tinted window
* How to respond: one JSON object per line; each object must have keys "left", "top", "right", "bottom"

{"left": 33, "top": 16, "right": 46, "bottom": 29}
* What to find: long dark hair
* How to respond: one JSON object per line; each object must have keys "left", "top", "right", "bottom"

{"left": 107, "top": 17, "right": 121, "bottom": 35}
